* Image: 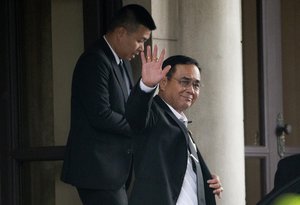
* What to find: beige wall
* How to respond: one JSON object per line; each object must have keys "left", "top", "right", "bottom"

{"left": 52, "top": 0, "right": 83, "bottom": 204}
{"left": 151, "top": 0, "right": 178, "bottom": 57}
{"left": 52, "top": 0, "right": 84, "bottom": 147}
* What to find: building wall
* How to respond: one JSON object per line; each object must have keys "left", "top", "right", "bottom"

{"left": 52, "top": 0, "right": 83, "bottom": 204}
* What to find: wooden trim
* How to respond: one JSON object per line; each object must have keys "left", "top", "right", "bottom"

{"left": 245, "top": 146, "right": 269, "bottom": 157}
{"left": 1, "top": 0, "right": 21, "bottom": 204}
{"left": 12, "top": 146, "right": 65, "bottom": 161}
{"left": 261, "top": 0, "right": 282, "bottom": 192}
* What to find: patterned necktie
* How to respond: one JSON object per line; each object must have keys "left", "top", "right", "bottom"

{"left": 180, "top": 118, "right": 206, "bottom": 205}
{"left": 187, "top": 131, "right": 206, "bottom": 205}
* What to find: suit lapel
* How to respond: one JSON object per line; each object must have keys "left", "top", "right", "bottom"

{"left": 98, "top": 37, "right": 129, "bottom": 100}
{"left": 112, "top": 61, "right": 129, "bottom": 99}
{"left": 154, "top": 96, "right": 190, "bottom": 145}
{"left": 123, "top": 60, "right": 134, "bottom": 88}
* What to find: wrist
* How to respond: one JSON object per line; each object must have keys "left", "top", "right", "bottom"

{"left": 140, "top": 80, "right": 157, "bottom": 93}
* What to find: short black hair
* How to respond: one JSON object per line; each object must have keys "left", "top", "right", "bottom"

{"left": 107, "top": 4, "right": 156, "bottom": 33}
{"left": 162, "top": 55, "right": 201, "bottom": 79}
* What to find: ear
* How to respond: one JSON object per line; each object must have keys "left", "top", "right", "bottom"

{"left": 117, "top": 26, "right": 127, "bottom": 38}
{"left": 159, "top": 77, "right": 168, "bottom": 91}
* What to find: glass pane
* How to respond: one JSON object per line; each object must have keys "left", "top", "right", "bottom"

{"left": 242, "top": 0, "right": 264, "bottom": 146}
{"left": 245, "top": 157, "right": 265, "bottom": 205}
{"left": 21, "top": 161, "right": 81, "bottom": 205}
{"left": 20, "top": 0, "right": 83, "bottom": 147}
{"left": 281, "top": 0, "right": 300, "bottom": 147}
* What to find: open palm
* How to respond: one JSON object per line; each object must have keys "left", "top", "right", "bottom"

{"left": 140, "top": 45, "right": 171, "bottom": 87}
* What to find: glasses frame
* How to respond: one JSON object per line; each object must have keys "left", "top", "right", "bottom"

{"left": 170, "top": 77, "right": 203, "bottom": 91}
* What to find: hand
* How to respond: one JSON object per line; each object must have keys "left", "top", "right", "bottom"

{"left": 140, "top": 45, "right": 171, "bottom": 87}
{"left": 207, "top": 174, "right": 224, "bottom": 199}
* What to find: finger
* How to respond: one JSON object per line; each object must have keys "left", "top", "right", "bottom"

{"left": 209, "top": 183, "right": 220, "bottom": 189}
{"left": 214, "top": 191, "right": 222, "bottom": 199}
{"left": 213, "top": 187, "right": 224, "bottom": 199}
{"left": 146, "top": 45, "right": 151, "bottom": 62}
{"left": 207, "top": 178, "right": 218, "bottom": 184}
{"left": 152, "top": 44, "right": 158, "bottom": 61}
{"left": 207, "top": 178, "right": 217, "bottom": 182}
{"left": 141, "top": 51, "right": 146, "bottom": 64}
{"left": 208, "top": 179, "right": 222, "bottom": 189}
{"left": 157, "top": 48, "right": 166, "bottom": 64}
{"left": 213, "top": 188, "right": 222, "bottom": 193}
{"left": 207, "top": 174, "right": 220, "bottom": 184}
{"left": 213, "top": 190, "right": 221, "bottom": 199}
{"left": 211, "top": 174, "right": 219, "bottom": 180}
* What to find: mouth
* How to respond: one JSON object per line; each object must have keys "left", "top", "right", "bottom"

{"left": 181, "top": 95, "right": 193, "bottom": 102}
{"left": 129, "top": 52, "right": 140, "bottom": 60}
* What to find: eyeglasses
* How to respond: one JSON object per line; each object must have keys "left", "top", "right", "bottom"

{"left": 170, "top": 77, "right": 203, "bottom": 91}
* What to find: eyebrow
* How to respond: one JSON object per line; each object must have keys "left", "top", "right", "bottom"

{"left": 180, "top": 76, "right": 201, "bottom": 82}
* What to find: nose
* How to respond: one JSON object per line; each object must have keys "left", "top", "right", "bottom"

{"left": 185, "top": 84, "right": 197, "bottom": 94}
{"left": 139, "top": 43, "right": 145, "bottom": 52}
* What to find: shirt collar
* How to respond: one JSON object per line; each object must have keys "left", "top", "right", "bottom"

{"left": 103, "top": 35, "right": 122, "bottom": 65}
{"left": 164, "top": 101, "right": 188, "bottom": 124}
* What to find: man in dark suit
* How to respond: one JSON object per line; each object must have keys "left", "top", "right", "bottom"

{"left": 125, "top": 52, "right": 223, "bottom": 205}
{"left": 61, "top": 4, "right": 156, "bottom": 205}
{"left": 257, "top": 154, "right": 300, "bottom": 205}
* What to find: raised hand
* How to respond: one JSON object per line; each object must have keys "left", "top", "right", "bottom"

{"left": 140, "top": 45, "right": 171, "bottom": 87}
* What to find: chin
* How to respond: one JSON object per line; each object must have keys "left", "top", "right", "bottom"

{"left": 185, "top": 102, "right": 193, "bottom": 109}
{"left": 180, "top": 105, "right": 190, "bottom": 111}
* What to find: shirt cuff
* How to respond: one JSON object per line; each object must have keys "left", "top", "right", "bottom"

{"left": 139, "top": 80, "right": 157, "bottom": 93}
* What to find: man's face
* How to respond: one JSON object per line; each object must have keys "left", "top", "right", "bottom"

{"left": 159, "top": 64, "right": 201, "bottom": 113}
{"left": 118, "top": 25, "right": 151, "bottom": 60}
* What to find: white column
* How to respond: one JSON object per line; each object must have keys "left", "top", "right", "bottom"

{"left": 178, "top": 1, "right": 245, "bottom": 205}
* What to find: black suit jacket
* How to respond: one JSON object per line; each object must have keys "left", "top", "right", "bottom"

{"left": 257, "top": 154, "right": 300, "bottom": 205}
{"left": 61, "top": 37, "right": 134, "bottom": 190}
{"left": 125, "top": 85, "right": 216, "bottom": 205}
{"left": 274, "top": 154, "right": 300, "bottom": 189}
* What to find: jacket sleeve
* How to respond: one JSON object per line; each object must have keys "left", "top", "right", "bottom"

{"left": 125, "top": 81, "right": 156, "bottom": 133}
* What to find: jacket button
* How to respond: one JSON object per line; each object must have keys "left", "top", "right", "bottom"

{"left": 127, "top": 149, "right": 132, "bottom": 154}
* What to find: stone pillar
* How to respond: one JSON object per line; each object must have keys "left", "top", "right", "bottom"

{"left": 178, "top": 1, "right": 245, "bottom": 205}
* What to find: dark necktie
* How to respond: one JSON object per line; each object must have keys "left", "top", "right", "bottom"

{"left": 119, "top": 61, "right": 131, "bottom": 95}
{"left": 180, "top": 119, "right": 206, "bottom": 205}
